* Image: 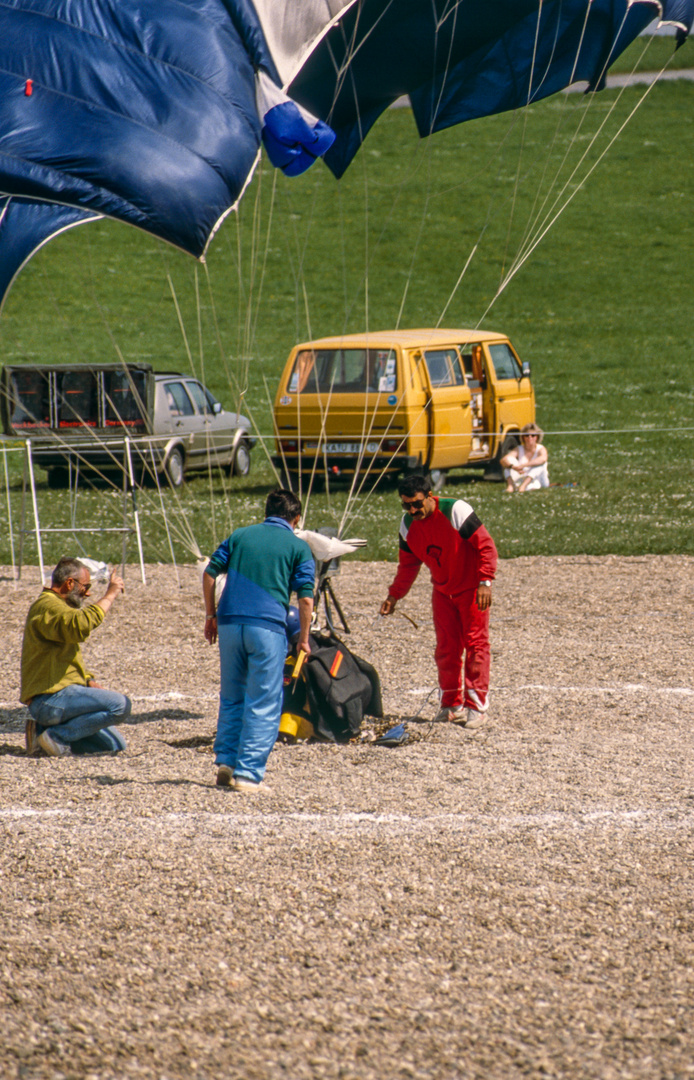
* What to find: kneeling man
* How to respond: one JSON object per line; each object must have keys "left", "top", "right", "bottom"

{"left": 21, "top": 557, "right": 130, "bottom": 757}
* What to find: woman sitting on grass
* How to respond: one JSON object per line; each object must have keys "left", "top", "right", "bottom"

{"left": 501, "top": 423, "right": 549, "bottom": 493}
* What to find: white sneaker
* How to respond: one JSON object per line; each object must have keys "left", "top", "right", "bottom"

{"left": 233, "top": 777, "right": 268, "bottom": 794}
{"left": 37, "top": 730, "right": 72, "bottom": 757}
{"left": 464, "top": 709, "right": 487, "bottom": 730}
{"left": 434, "top": 707, "right": 465, "bottom": 724}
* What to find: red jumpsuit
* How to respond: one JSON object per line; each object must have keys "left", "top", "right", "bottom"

{"left": 388, "top": 497, "right": 498, "bottom": 712}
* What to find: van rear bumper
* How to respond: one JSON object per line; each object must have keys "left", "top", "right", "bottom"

{"left": 272, "top": 452, "right": 420, "bottom": 477}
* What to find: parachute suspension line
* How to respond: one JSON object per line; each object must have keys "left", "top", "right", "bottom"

{"left": 338, "top": 356, "right": 433, "bottom": 537}
{"left": 248, "top": 168, "right": 279, "bottom": 374}
{"left": 149, "top": 444, "right": 185, "bottom": 577}
{"left": 511, "top": 0, "right": 595, "bottom": 265}
{"left": 508, "top": 32, "right": 672, "bottom": 280}
{"left": 2, "top": 444, "right": 17, "bottom": 580}
{"left": 301, "top": 366, "right": 342, "bottom": 525}
{"left": 500, "top": 3, "right": 640, "bottom": 290}
{"left": 498, "top": 0, "right": 548, "bottom": 285}
{"left": 478, "top": 61, "right": 670, "bottom": 326}
{"left": 192, "top": 265, "right": 219, "bottom": 550}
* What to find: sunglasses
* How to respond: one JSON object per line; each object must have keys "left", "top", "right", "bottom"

{"left": 69, "top": 578, "right": 92, "bottom": 594}
{"left": 401, "top": 498, "right": 426, "bottom": 510}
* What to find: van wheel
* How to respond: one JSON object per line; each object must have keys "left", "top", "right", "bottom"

{"left": 164, "top": 447, "right": 185, "bottom": 488}
{"left": 231, "top": 440, "right": 251, "bottom": 477}
{"left": 484, "top": 433, "right": 519, "bottom": 482}
{"left": 429, "top": 469, "right": 447, "bottom": 492}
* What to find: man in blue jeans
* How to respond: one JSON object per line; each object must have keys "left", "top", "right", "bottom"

{"left": 21, "top": 557, "right": 130, "bottom": 757}
{"left": 203, "top": 489, "right": 315, "bottom": 793}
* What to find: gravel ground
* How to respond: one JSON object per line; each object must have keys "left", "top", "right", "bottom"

{"left": 1, "top": 556, "right": 693, "bottom": 1080}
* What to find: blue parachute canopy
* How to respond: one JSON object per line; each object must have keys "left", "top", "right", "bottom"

{"left": 0, "top": 0, "right": 691, "bottom": 309}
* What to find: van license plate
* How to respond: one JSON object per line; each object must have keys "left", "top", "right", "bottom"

{"left": 321, "top": 442, "right": 361, "bottom": 453}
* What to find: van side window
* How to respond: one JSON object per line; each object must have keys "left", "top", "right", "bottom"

{"left": 424, "top": 349, "right": 464, "bottom": 387}
{"left": 288, "top": 349, "right": 397, "bottom": 393}
{"left": 488, "top": 343, "right": 521, "bottom": 379}
{"left": 165, "top": 382, "right": 195, "bottom": 417}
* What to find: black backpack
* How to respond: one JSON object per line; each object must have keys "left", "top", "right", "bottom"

{"left": 283, "top": 630, "right": 383, "bottom": 743}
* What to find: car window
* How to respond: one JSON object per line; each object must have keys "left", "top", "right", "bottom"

{"left": 288, "top": 349, "right": 397, "bottom": 394}
{"left": 423, "top": 349, "right": 464, "bottom": 388}
{"left": 488, "top": 343, "right": 521, "bottom": 380}
{"left": 164, "top": 382, "right": 195, "bottom": 417}
{"left": 185, "top": 380, "right": 214, "bottom": 414}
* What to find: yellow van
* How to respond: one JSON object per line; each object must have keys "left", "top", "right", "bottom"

{"left": 272, "top": 329, "right": 535, "bottom": 488}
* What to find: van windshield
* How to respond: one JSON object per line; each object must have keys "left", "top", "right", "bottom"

{"left": 288, "top": 349, "right": 397, "bottom": 394}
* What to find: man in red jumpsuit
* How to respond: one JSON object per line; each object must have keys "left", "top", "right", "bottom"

{"left": 380, "top": 474, "right": 497, "bottom": 729}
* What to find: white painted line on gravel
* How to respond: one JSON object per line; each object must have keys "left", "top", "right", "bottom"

{"left": 408, "top": 684, "right": 694, "bottom": 697}
{"left": 1, "top": 807, "right": 691, "bottom": 832}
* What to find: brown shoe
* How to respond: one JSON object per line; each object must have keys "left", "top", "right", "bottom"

{"left": 25, "top": 719, "right": 41, "bottom": 757}
{"left": 216, "top": 765, "right": 234, "bottom": 788}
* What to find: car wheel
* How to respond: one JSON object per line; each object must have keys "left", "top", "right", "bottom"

{"left": 232, "top": 440, "right": 251, "bottom": 477}
{"left": 164, "top": 447, "right": 185, "bottom": 488}
{"left": 429, "top": 468, "right": 447, "bottom": 492}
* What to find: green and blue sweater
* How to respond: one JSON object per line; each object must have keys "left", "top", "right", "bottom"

{"left": 205, "top": 517, "right": 315, "bottom": 635}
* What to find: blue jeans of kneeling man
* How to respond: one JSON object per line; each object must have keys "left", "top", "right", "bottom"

{"left": 28, "top": 684, "right": 132, "bottom": 747}
{"left": 214, "top": 622, "right": 286, "bottom": 785}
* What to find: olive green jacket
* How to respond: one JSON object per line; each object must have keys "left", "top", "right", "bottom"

{"left": 20, "top": 589, "right": 104, "bottom": 703}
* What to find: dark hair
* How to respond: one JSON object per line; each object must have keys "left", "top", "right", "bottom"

{"left": 52, "top": 556, "right": 86, "bottom": 587}
{"left": 265, "top": 488, "right": 302, "bottom": 523}
{"left": 398, "top": 474, "right": 432, "bottom": 499}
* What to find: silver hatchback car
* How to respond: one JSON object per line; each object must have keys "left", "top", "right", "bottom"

{"left": 0, "top": 362, "right": 255, "bottom": 488}
{"left": 154, "top": 373, "right": 255, "bottom": 487}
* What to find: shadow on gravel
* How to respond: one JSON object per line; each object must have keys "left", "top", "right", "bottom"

{"left": 0, "top": 743, "right": 28, "bottom": 757}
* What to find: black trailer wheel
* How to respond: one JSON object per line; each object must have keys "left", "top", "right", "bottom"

{"left": 46, "top": 467, "right": 69, "bottom": 489}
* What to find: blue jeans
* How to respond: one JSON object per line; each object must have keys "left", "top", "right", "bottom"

{"left": 28, "top": 684, "right": 132, "bottom": 746}
{"left": 214, "top": 622, "right": 286, "bottom": 784}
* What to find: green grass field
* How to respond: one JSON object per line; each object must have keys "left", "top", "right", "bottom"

{"left": 1, "top": 68, "right": 693, "bottom": 567}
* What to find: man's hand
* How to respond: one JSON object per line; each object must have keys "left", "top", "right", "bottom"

{"left": 380, "top": 596, "right": 398, "bottom": 616}
{"left": 95, "top": 569, "right": 125, "bottom": 616}
{"left": 297, "top": 636, "right": 311, "bottom": 656}
{"left": 87, "top": 679, "right": 103, "bottom": 689}
{"left": 476, "top": 583, "right": 492, "bottom": 611}
{"left": 204, "top": 615, "right": 218, "bottom": 646}
{"left": 106, "top": 569, "right": 125, "bottom": 597}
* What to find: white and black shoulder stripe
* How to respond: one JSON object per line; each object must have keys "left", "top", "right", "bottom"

{"left": 450, "top": 499, "right": 483, "bottom": 540}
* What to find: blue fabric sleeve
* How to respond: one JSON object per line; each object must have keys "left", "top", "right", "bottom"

{"left": 290, "top": 557, "right": 315, "bottom": 599}
{"left": 206, "top": 536, "right": 232, "bottom": 578}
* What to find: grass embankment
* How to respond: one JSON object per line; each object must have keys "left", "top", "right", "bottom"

{"left": 0, "top": 71, "right": 692, "bottom": 565}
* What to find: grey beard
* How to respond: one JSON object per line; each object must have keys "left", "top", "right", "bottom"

{"left": 64, "top": 587, "right": 84, "bottom": 609}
